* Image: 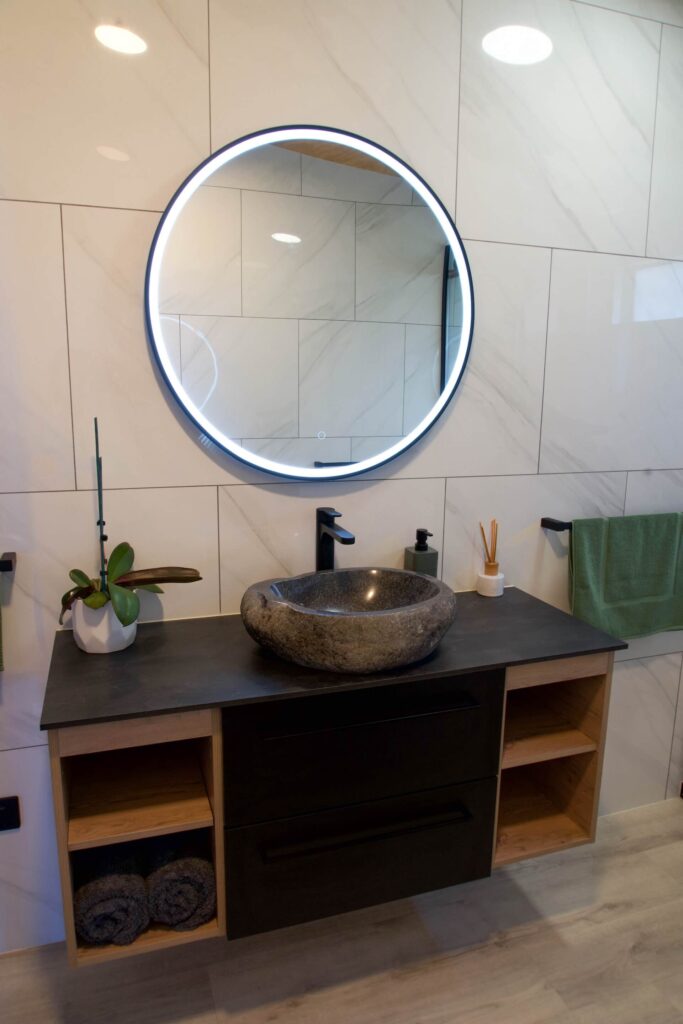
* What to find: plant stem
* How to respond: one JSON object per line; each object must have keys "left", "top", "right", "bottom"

{"left": 95, "top": 418, "right": 107, "bottom": 591}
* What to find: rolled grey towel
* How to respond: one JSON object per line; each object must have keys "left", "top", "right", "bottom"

{"left": 74, "top": 872, "right": 149, "bottom": 946}
{"left": 147, "top": 856, "right": 216, "bottom": 931}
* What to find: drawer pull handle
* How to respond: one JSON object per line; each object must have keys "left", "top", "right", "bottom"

{"left": 262, "top": 804, "right": 472, "bottom": 862}
{"left": 265, "top": 697, "right": 482, "bottom": 743}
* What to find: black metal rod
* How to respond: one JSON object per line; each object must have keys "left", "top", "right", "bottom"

{"left": 0, "top": 552, "right": 16, "bottom": 573}
{"left": 94, "top": 418, "right": 107, "bottom": 590}
{"left": 541, "top": 517, "right": 573, "bottom": 532}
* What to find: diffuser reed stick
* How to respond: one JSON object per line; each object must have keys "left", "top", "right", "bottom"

{"left": 479, "top": 519, "right": 499, "bottom": 576}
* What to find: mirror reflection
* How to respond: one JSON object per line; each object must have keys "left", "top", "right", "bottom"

{"left": 150, "top": 133, "right": 471, "bottom": 474}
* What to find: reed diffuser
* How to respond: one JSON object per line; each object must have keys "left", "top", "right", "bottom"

{"left": 476, "top": 519, "right": 505, "bottom": 597}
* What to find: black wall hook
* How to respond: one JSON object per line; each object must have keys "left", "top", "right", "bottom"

{"left": 0, "top": 552, "right": 16, "bottom": 573}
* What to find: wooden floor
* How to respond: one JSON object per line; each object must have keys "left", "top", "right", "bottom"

{"left": 4, "top": 799, "right": 683, "bottom": 1023}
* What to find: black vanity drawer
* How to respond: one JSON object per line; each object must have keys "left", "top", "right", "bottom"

{"left": 226, "top": 776, "right": 497, "bottom": 938}
{"left": 223, "top": 670, "right": 504, "bottom": 826}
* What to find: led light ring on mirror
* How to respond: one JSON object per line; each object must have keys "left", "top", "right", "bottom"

{"left": 145, "top": 126, "right": 474, "bottom": 480}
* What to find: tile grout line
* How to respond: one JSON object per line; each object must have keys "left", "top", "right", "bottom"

{"left": 664, "top": 652, "right": 683, "bottom": 796}
{"left": 536, "top": 249, "right": 554, "bottom": 474}
{"left": 58, "top": 205, "right": 78, "bottom": 490}
{"left": 572, "top": 0, "right": 682, "bottom": 31}
{"left": 207, "top": 0, "right": 212, "bottom": 155}
{"left": 644, "top": 21, "right": 664, "bottom": 256}
{"left": 0, "top": 196, "right": 163, "bottom": 214}
{"left": 3, "top": 467, "right": 683, "bottom": 498}
{"left": 453, "top": 0, "right": 465, "bottom": 219}
{"left": 216, "top": 484, "right": 222, "bottom": 612}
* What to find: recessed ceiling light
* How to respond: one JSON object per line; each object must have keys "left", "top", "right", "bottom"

{"left": 482, "top": 25, "right": 552, "bottom": 65}
{"left": 96, "top": 145, "right": 130, "bottom": 162}
{"left": 95, "top": 24, "right": 147, "bottom": 55}
{"left": 271, "top": 232, "right": 302, "bottom": 244}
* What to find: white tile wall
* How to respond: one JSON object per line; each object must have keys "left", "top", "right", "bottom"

{"left": 458, "top": 0, "right": 659, "bottom": 252}
{"left": 2, "top": 0, "right": 683, "bottom": 954}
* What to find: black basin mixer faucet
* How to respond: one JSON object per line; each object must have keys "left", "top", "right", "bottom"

{"left": 316, "top": 507, "right": 356, "bottom": 571}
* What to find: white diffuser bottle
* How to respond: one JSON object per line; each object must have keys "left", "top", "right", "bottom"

{"left": 476, "top": 519, "right": 505, "bottom": 598}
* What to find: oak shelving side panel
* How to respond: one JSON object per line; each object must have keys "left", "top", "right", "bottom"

{"left": 494, "top": 654, "right": 613, "bottom": 868}
{"left": 48, "top": 708, "right": 225, "bottom": 967}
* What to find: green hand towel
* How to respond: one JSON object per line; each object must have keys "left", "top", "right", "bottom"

{"left": 570, "top": 513, "right": 683, "bottom": 639}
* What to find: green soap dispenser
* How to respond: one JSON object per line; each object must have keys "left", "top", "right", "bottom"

{"left": 404, "top": 528, "right": 438, "bottom": 577}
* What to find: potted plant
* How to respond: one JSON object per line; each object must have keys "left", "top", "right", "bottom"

{"left": 59, "top": 420, "right": 201, "bottom": 653}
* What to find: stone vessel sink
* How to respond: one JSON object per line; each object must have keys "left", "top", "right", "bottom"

{"left": 240, "top": 567, "right": 457, "bottom": 674}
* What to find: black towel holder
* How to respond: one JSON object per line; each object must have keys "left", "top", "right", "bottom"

{"left": 0, "top": 552, "right": 16, "bottom": 573}
{"left": 540, "top": 518, "right": 572, "bottom": 533}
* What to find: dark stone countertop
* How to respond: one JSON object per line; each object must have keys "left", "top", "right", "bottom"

{"left": 40, "top": 587, "right": 626, "bottom": 730}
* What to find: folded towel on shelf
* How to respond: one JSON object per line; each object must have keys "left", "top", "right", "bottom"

{"left": 73, "top": 852, "right": 149, "bottom": 946}
{"left": 570, "top": 513, "right": 683, "bottom": 639}
{"left": 146, "top": 837, "right": 216, "bottom": 931}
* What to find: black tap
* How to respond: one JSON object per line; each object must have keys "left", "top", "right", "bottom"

{"left": 316, "top": 507, "right": 355, "bottom": 571}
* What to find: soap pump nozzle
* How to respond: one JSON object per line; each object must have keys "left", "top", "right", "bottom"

{"left": 415, "top": 528, "right": 433, "bottom": 552}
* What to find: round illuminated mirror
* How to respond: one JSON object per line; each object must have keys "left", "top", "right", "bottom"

{"left": 146, "top": 126, "right": 473, "bottom": 479}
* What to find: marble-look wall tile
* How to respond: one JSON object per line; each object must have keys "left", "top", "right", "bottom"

{"left": 63, "top": 205, "right": 259, "bottom": 489}
{"left": 647, "top": 26, "right": 683, "bottom": 260}
{"left": 242, "top": 192, "right": 355, "bottom": 319}
{"left": 0, "top": 0, "right": 208, "bottom": 210}
{"left": 574, "top": 0, "right": 683, "bottom": 28}
{"left": 355, "top": 204, "right": 443, "bottom": 324}
{"left": 404, "top": 326, "right": 441, "bottom": 432}
{"left": 159, "top": 186, "right": 241, "bottom": 316}
{"left": 443, "top": 472, "right": 626, "bottom": 607}
{"left": 0, "top": 202, "right": 74, "bottom": 493}
{"left": 301, "top": 157, "right": 413, "bottom": 204}
{"left": 218, "top": 478, "right": 446, "bottom": 612}
{"left": 181, "top": 315, "right": 299, "bottom": 439}
{"left": 0, "top": 746, "right": 64, "bottom": 953}
{"left": 540, "top": 251, "right": 683, "bottom": 472}
{"left": 0, "top": 487, "right": 219, "bottom": 749}
{"left": 625, "top": 469, "right": 683, "bottom": 513}
{"left": 458, "top": 0, "right": 659, "bottom": 252}
{"left": 210, "top": 0, "right": 460, "bottom": 210}
{"left": 299, "top": 320, "right": 405, "bottom": 438}
{"left": 351, "top": 436, "right": 403, "bottom": 462}
{"left": 209, "top": 146, "right": 302, "bottom": 194}
{"left": 600, "top": 654, "right": 682, "bottom": 814}
{"left": 364, "top": 240, "right": 550, "bottom": 479}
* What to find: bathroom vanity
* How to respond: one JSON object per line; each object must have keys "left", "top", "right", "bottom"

{"left": 41, "top": 588, "right": 625, "bottom": 966}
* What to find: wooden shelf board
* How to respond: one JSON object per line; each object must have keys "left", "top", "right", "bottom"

{"left": 502, "top": 704, "right": 597, "bottom": 770}
{"left": 67, "top": 744, "right": 213, "bottom": 851}
{"left": 494, "top": 773, "right": 590, "bottom": 867}
{"left": 75, "top": 918, "right": 223, "bottom": 965}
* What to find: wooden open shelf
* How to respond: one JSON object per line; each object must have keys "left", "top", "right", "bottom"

{"left": 494, "top": 654, "right": 613, "bottom": 868}
{"left": 67, "top": 743, "right": 213, "bottom": 850}
{"left": 502, "top": 691, "right": 597, "bottom": 770}
{"left": 494, "top": 764, "right": 591, "bottom": 866}
{"left": 76, "top": 917, "right": 222, "bottom": 965}
{"left": 48, "top": 708, "right": 226, "bottom": 967}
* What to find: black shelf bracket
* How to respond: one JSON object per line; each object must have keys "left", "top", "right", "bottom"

{"left": 540, "top": 518, "right": 572, "bottom": 533}
{"left": 0, "top": 552, "right": 16, "bottom": 573}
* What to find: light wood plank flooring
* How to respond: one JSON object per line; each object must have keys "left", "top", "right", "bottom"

{"left": 4, "top": 799, "right": 683, "bottom": 1023}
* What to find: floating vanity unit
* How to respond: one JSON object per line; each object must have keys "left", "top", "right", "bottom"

{"left": 41, "top": 588, "right": 625, "bottom": 966}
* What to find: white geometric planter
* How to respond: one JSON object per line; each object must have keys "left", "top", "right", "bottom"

{"left": 72, "top": 600, "right": 137, "bottom": 654}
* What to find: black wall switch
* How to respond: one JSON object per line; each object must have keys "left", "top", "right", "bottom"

{"left": 0, "top": 796, "right": 20, "bottom": 831}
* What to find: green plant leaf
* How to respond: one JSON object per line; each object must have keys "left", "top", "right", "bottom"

{"left": 107, "top": 542, "right": 134, "bottom": 584}
{"left": 83, "top": 591, "right": 109, "bottom": 610}
{"left": 109, "top": 581, "right": 140, "bottom": 626}
{"left": 136, "top": 584, "right": 164, "bottom": 593}
{"left": 69, "top": 569, "right": 91, "bottom": 588}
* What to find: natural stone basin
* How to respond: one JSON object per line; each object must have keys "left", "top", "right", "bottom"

{"left": 240, "top": 567, "right": 457, "bottom": 673}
